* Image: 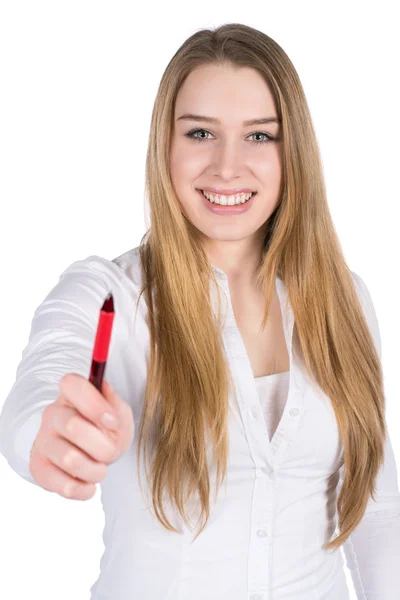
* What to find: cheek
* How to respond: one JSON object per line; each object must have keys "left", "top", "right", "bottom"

{"left": 169, "top": 146, "right": 186, "bottom": 189}
{"left": 172, "top": 138, "right": 207, "bottom": 168}
{"left": 257, "top": 148, "right": 281, "bottom": 171}
{"left": 257, "top": 156, "right": 282, "bottom": 190}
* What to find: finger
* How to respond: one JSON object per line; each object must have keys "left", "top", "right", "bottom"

{"left": 58, "top": 373, "right": 119, "bottom": 432}
{"left": 29, "top": 452, "right": 97, "bottom": 500}
{"left": 41, "top": 434, "right": 107, "bottom": 484}
{"left": 51, "top": 406, "right": 117, "bottom": 464}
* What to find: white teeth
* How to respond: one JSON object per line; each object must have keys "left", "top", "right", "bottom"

{"left": 201, "top": 190, "right": 254, "bottom": 205}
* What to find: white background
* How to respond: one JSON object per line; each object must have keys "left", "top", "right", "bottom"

{"left": 0, "top": 2, "right": 399, "bottom": 598}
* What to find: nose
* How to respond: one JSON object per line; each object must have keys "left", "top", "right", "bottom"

{"left": 211, "top": 140, "right": 246, "bottom": 180}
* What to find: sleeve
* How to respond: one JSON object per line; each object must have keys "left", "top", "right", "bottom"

{"left": 0, "top": 255, "right": 124, "bottom": 487}
{"left": 338, "top": 272, "right": 400, "bottom": 598}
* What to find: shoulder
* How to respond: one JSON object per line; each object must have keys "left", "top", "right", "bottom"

{"left": 111, "top": 245, "right": 143, "bottom": 288}
{"left": 350, "top": 270, "right": 370, "bottom": 298}
{"left": 350, "top": 270, "right": 376, "bottom": 316}
{"left": 350, "top": 270, "right": 381, "bottom": 358}
{"left": 59, "top": 245, "right": 143, "bottom": 294}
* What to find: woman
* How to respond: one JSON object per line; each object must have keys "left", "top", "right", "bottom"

{"left": 1, "top": 23, "right": 399, "bottom": 600}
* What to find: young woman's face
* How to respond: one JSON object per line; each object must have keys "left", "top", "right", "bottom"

{"left": 170, "top": 63, "right": 283, "bottom": 245}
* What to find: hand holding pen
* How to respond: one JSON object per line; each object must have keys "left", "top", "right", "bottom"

{"left": 28, "top": 292, "right": 135, "bottom": 500}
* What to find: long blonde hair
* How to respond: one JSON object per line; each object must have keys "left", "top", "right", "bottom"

{"left": 132, "top": 23, "right": 386, "bottom": 552}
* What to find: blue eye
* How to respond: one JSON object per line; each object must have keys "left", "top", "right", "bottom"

{"left": 184, "top": 128, "right": 275, "bottom": 145}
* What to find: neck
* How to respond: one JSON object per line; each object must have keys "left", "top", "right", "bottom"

{"left": 204, "top": 238, "right": 266, "bottom": 287}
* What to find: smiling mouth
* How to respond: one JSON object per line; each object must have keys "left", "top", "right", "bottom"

{"left": 198, "top": 189, "right": 256, "bottom": 205}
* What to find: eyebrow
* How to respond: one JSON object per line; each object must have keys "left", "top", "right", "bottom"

{"left": 176, "top": 113, "right": 281, "bottom": 126}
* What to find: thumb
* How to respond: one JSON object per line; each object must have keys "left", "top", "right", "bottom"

{"left": 101, "top": 379, "right": 127, "bottom": 416}
{"left": 101, "top": 379, "right": 135, "bottom": 453}
{"left": 101, "top": 379, "right": 113, "bottom": 397}
{"left": 101, "top": 379, "right": 128, "bottom": 419}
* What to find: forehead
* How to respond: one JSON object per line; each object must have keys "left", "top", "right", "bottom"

{"left": 174, "top": 64, "right": 277, "bottom": 122}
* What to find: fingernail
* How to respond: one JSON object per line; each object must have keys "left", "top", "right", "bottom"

{"left": 101, "top": 412, "right": 118, "bottom": 430}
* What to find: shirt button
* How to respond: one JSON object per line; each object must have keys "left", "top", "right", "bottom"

{"left": 251, "top": 408, "right": 258, "bottom": 419}
{"left": 256, "top": 529, "right": 267, "bottom": 538}
{"left": 261, "top": 466, "right": 274, "bottom": 479}
{"left": 249, "top": 595, "right": 262, "bottom": 600}
{"left": 289, "top": 407, "right": 299, "bottom": 417}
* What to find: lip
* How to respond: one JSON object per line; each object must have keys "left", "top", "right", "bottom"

{"left": 197, "top": 187, "right": 256, "bottom": 195}
{"left": 197, "top": 189, "right": 256, "bottom": 215}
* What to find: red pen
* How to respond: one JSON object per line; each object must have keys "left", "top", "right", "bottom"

{"left": 89, "top": 292, "right": 115, "bottom": 392}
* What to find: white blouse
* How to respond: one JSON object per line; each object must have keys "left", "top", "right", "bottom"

{"left": 0, "top": 246, "right": 399, "bottom": 600}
